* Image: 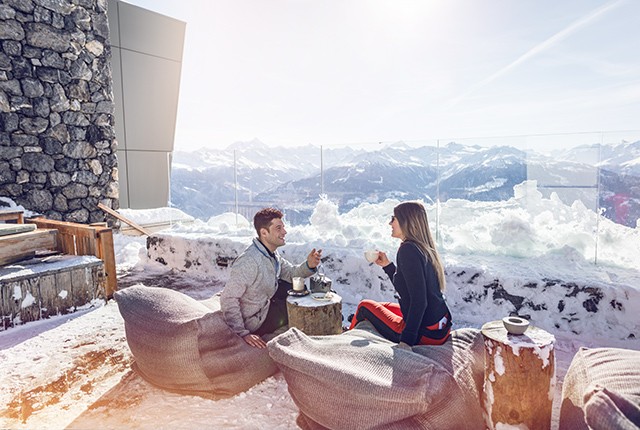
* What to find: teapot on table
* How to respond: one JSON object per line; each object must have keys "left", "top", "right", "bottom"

{"left": 309, "top": 265, "right": 332, "bottom": 294}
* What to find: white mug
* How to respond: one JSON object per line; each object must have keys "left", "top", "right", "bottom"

{"left": 292, "top": 277, "right": 305, "bottom": 292}
{"left": 364, "top": 250, "right": 379, "bottom": 263}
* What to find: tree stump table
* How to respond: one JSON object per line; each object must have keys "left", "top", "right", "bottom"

{"left": 286, "top": 292, "right": 342, "bottom": 336}
{"left": 481, "top": 320, "right": 556, "bottom": 430}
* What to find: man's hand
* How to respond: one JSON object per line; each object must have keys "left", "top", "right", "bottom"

{"left": 243, "top": 333, "right": 267, "bottom": 349}
{"left": 307, "top": 248, "right": 322, "bottom": 269}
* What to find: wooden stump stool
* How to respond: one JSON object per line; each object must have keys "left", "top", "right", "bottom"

{"left": 286, "top": 292, "right": 342, "bottom": 336}
{"left": 481, "top": 320, "right": 556, "bottom": 430}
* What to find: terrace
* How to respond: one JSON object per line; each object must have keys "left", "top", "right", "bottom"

{"left": 1, "top": 0, "right": 639, "bottom": 428}
{"left": 1, "top": 185, "right": 639, "bottom": 428}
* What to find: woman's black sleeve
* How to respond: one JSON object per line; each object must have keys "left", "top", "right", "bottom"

{"left": 396, "top": 244, "right": 428, "bottom": 345}
{"left": 383, "top": 262, "right": 396, "bottom": 280}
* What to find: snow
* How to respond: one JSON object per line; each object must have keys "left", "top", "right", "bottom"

{"left": 495, "top": 347, "right": 506, "bottom": 376}
{"left": 0, "top": 255, "right": 102, "bottom": 281}
{"left": 536, "top": 344, "right": 554, "bottom": 370}
{"left": 0, "top": 197, "right": 34, "bottom": 218}
{"left": 1, "top": 185, "right": 639, "bottom": 429}
{"left": 289, "top": 291, "right": 341, "bottom": 308}
{"left": 20, "top": 292, "right": 35, "bottom": 309}
{"left": 622, "top": 156, "right": 640, "bottom": 167}
{"left": 495, "top": 423, "right": 528, "bottom": 430}
{"left": 118, "top": 207, "right": 194, "bottom": 225}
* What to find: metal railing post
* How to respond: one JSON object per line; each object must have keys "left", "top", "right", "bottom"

{"left": 320, "top": 145, "right": 324, "bottom": 195}
{"left": 594, "top": 133, "right": 604, "bottom": 265}
{"left": 436, "top": 139, "right": 441, "bottom": 245}
{"left": 234, "top": 149, "right": 239, "bottom": 225}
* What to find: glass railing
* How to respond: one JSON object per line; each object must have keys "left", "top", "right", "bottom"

{"left": 169, "top": 131, "right": 640, "bottom": 269}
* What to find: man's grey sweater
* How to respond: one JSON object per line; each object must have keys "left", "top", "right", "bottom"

{"left": 221, "top": 238, "right": 315, "bottom": 337}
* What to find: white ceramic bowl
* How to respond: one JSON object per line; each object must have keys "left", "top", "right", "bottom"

{"left": 364, "top": 250, "right": 379, "bottom": 263}
{"left": 502, "top": 316, "right": 530, "bottom": 335}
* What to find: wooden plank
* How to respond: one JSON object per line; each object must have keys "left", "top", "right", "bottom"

{"left": 19, "top": 278, "right": 41, "bottom": 326}
{"left": 76, "top": 230, "right": 98, "bottom": 256}
{"left": 60, "top": 231, "right": 76, "bottom": 254}
{"left": 0, "top": 229, "right": 58, "bottom": 266}
{"left": 97, "top": 229, "right": 117, "bottom": 298}
{"left": 0, "top": 255, "right": 103, "bottom": 282}
{"left": 2, "top": 250, "right": 36, "bottom": 265}
{"left": 0, "top": 281, "right": 19, "bottom": 330}
{"left": 38, "top": 274, "right": 57, "bottom": 319}
{"left": 97, "top": 203, "right": 152, "bottom": 236}
{"left": 29, "top": 218, "right": 102, "bottom": 256}
{"left": 0, "top": 257, "right": 106, "bottom": 329}
{"left": 92, "top": 265, "right": 107, "bottom": 299}
{"left": 0, "top": 223, "right": 35, "bottom": 236}
{"left": 26, "top": 217, "right": 117, "bottom": 296}
{"left": 119, "top": 220, "right": 191, "bottom": 235}
{"left": 0, "top": 209, "right": 24, "bottom": 223}
{"left": 55, "top": 270, "right": 72, "bottom": 313}
{"left": 70, "top": 268, "right": 92, "bottom": 306}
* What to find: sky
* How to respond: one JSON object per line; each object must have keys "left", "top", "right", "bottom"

{"left": 1, "top": 193, "right": 639, "bottom": 428}
{"left": 120, "top": 0, "right": 640, "bottom": 151}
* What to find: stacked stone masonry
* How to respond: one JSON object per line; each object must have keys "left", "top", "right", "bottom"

{"left": 0, "top": 0, "right": 118, "bottom": 223}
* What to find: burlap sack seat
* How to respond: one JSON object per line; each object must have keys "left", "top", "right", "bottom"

{"left": 267, "top": 321, "right": 485, "bottom": 430}
{"left": 559, "top": 347, "right": 640, "bottom": 430}
{"left": 115, "top": 285, "right": 277, "bottom": 398}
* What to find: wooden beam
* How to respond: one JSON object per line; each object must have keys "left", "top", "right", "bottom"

{"left": 97, "top": 203, "right": 152, "bottom": 236}
{"left": 0, "top": 209, "right": 24, "bottom": 224}
{"left": 27, "top": 218, "right": 118, "bottom": 296}
{"left": 0, "top": 223, "right": 35, "bottom": 237}
{"left": 0, "top": 229, "right": 58, "bottom": 266}
{"left": 97, "top": 229, "right": 117, "bottom": 298}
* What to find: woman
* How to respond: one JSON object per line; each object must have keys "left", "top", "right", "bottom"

{"left": 349, "top": 201, "right": 452, "bottom": 347}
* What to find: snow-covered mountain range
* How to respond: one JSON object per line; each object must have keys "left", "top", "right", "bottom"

{"left": 170, "top": 139, "right": 640, "bottom": 227}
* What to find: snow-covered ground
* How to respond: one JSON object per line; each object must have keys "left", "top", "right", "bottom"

{"left": 1, "top": 184, "right": 639, "bottom": 429}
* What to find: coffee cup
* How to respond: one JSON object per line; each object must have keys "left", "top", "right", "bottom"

{"left": 364, "top": 250, "right": 379, "bottom": 263}
{"left": 292, "top": 277, "right": 305, "bottom": 292}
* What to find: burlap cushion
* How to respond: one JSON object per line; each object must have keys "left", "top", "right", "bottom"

{"left": 115, "top": 285, "right": 277, "bottom": 397}
{"left": 267, "top": 322, "right": 485, "bottom": 430}
{"left": 560, "top": 347, "right": 640, "bottom": 430}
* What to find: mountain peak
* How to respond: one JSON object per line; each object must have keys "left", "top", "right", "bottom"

{"left": 225, "top": 138, "right": 268, "bottom": 151}
{"left": 383, "top": 141, "right": 411, "bottom": 151}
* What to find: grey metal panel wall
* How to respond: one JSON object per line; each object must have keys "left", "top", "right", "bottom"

{"left": 116, "top": 149, "right": 129, "bottom": 208}
{"left": 107, "top": 0, "right": 185, "bottom": 209}
{"left": 117, "top": 2, "right": 185, "bottom": 61}
{"left": 120, "top": 50, "right": 182, "bottom": 152}
{"left": 126, "top": 150, "right": 172, "bottom": 207}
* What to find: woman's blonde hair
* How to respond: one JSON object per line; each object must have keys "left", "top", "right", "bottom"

{"left": 394, "top": 201, "right": 446, "bottom": 292}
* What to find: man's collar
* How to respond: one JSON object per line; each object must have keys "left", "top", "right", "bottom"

{"left": 254, "top": 238, "right": 276, "bottom": 258}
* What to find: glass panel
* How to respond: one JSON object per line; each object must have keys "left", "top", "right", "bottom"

{"left": 168, "top": 131, "right": 639, "bottom": 269}
{"left": 596, "top": 131, "right": 640, "bottom": 269}
{"left": 524, "top": 133, "right": 600, "bottom": 264}
{"left": 169, "top": 146, "right": 236, "bottom": 222}
{"left": 236, "top": 144, "right": 323, "bottom": 226}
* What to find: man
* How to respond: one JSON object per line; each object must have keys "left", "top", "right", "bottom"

{"left": 221, "top": 208, "right": 322, "bottom": 348}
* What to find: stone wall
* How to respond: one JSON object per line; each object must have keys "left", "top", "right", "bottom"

{"left": 0, "top": 0, "right": 118, "bottom": 223}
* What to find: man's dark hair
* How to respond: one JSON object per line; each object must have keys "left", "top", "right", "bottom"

{"left": 253, "top": 208, "right": 284, "bottom": 236}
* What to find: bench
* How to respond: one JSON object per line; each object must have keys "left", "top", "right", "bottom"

{"left": 27, "top": 217, "right": 117, "bottom": 298}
